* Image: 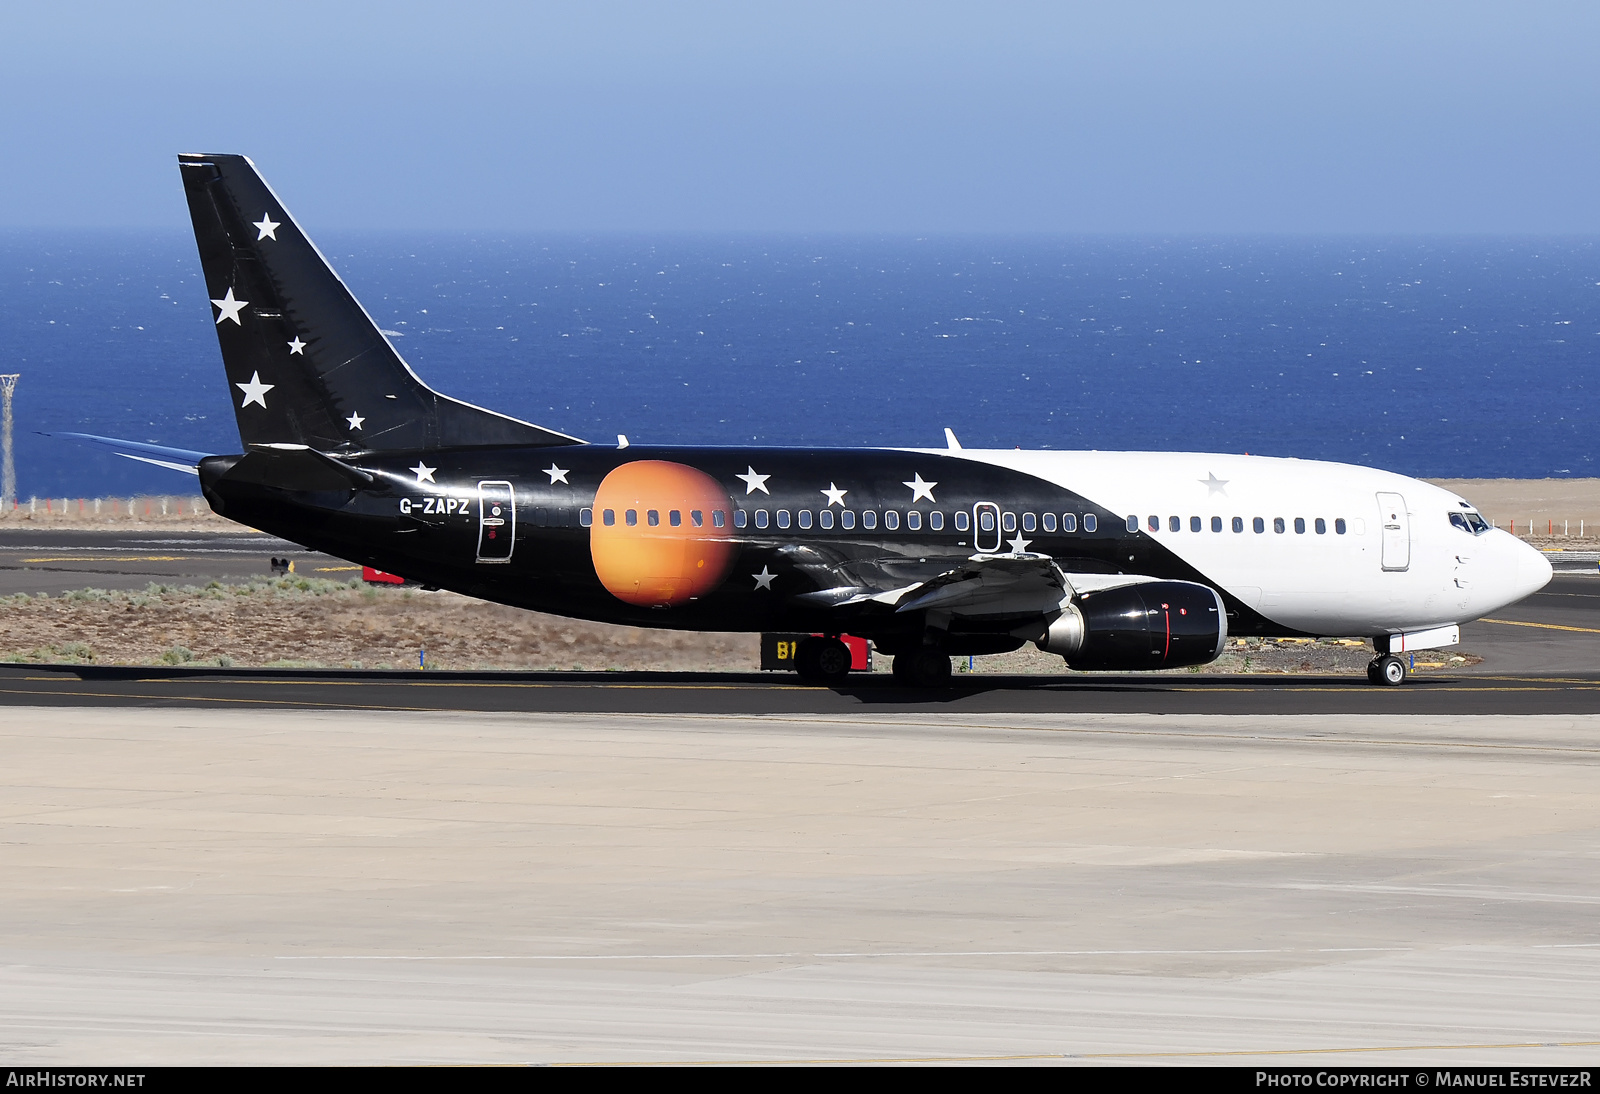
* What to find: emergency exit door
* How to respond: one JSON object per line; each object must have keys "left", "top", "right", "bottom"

{"left": 973, "top": 501, "right": 1003, "bottom": 553}
{"left": 1376, "top": 492, "right": 1410, "bottom": 572}
{"left": 477, "top": 481, "right": 515, "bottom": 563}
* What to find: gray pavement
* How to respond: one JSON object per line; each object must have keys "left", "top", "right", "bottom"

{"left": 2, "top": 707, "right": 1599, "bottom": 1065}
{"left": 0, "top": 528, "right": 326, "bottom": 595}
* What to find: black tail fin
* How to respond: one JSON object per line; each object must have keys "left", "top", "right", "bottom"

{"left": 178, "top": 153, "right": 581, "bottom": 453}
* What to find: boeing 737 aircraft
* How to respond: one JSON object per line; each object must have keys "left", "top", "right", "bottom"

{"left": 58, "top": 154, "right": 1552, "bottom": 687}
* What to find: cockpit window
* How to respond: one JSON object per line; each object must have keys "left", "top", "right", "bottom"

{"left": 1450, "top": 506, "right": 1490, "bottom": 535}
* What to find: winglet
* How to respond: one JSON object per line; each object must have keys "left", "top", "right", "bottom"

{"left": 944, "top": 427, "right": 962, "bottom": 451}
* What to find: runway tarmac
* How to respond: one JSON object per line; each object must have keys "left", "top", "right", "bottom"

{"left": 3, "top": 706, "right": 1600, "bottom": 1065}
{"left": 0, "top": 527, "right": 324, "bottom": 595}
{"left": 4, "top": 529, "right": 1600, "bottom": 1065}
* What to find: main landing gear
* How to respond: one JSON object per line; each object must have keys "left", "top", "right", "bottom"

{"left": 794, "top": 636, "right": 854, "bottom": 685}
{"left": 891, "top": 650, "right": 952, "bottom": 689}
{"left": 1367, "top": 654, "right": 1408, "bottom": 686}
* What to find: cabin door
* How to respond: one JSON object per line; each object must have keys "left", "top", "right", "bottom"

{"left": 1376, "top": 492, "right": 1410, "bottom": 572}
{"left": 477, "top": 480, "right": 516, "bottom": 563}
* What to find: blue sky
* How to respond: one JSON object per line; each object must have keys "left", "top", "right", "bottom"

{"left": 2, "top": 1, "right": 1598, "bottom": 233}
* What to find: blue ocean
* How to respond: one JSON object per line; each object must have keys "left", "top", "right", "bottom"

{"left": 1, "top": 231, "right": 1597, "bottom": 498}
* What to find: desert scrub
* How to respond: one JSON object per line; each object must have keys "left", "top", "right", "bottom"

{"left": 3, "top": 641, "right": 95, "bottom": 664}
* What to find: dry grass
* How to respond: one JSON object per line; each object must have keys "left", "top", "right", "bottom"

{"left": 0, "top": 578, "right": 756, "bottom": 671}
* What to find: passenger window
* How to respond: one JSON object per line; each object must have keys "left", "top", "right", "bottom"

{"left": 1273, "top": 517, "right": 1285, "bottom": 534}
{"left": 954, "top": 511, "right": 970, "bottom": 532}
{"left": 1253, "top": 517, "right": 1265, "bottom": 533}
{"left": 1210, "top": 516, "right": 1222, "bottom": 532}
{"left": 1335, "top": 518, "right": 1346, "bottom": 534}
{"left": 647, "top": 510, "right": 660, "bottom": 527}
{"left": 841, "top": 510, "right": 856, "bottom": 529}
{"left": 1169, "top": 516, "right": 1181, "bottom": 533}
{"left": 713, "top": 510, "right": 726, "bottom": 528}
{"left": 1002, "top": 512, "right": 1016, "bottom": 532}
{"left": 690, "top": 510, "right": 703, "bottom": 527}
{"left": 1190, "top": 516, "right": 1201, "bottom": 532}
{"left": 907, "top": 511, "right": 922, "bottom": 530}
{"left": 669, "top": 510, "right": 682, "bottom": 527}
{"left": 1294, "top": 517, "right": 1305, "bottom": 534}
{"left": 626, "top": 509, "right": 638, "bottom": 527}
{"left": 1082, "top": 514, "right": 1096, "bottom": 532}
{"left": 733, "top": 510, "right": 747, "bottom": 529}
{"left": 603, "top": 509, "right": 616, "bottom": 527}
{"left": 755, "top": 510, "right": 769, "bottom": 529}
{"left": 862, "top": 510, "right": 877, "bottom": 530}
{"left": 980, "top": 511, "right": 996, "bottom": 532}
{"left": 1127, "top": 515, "right": 1139, "bottom": 532}
{"left": 819, "top": 510, "right": 834, "bottom": 529}
{"left": 777, "top": 510, "right": 791, "bottom": 529}
{"left": 1232, "top": 516, "right": 1243, "bottom": 533}
{"left": 1062, "top": 513, "right": 1076, "bottom": 532}
{"left": 1022, "top": 512, "right": 1036, "bottom": 532}
{"left": 580, "top": 507, "right": 594, "bottom": 527}
{"left": 1148, "top": 515, "right": 1159, "bottom": 532}
{"left": 885, "top": 510, "right": 900, "bottom": 530}
{"left": 798, "top": 509, "right": 813, "bottom": 529}
{"left": 931, "top": 511, "right": 946, "bottom": 530}
{"left": 1042, "top": 513, "right": 1057, "bottom": 532}
{"left": 1314, "top": 517, "right": 1325, "bottom": 534}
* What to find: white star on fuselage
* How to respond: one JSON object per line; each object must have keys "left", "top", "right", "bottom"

{"left": 287, "top": 336, "right": 306, "bottom": 355}
{"left": 1200, "top": 472, "right": 1229, "bottom": 496}
{"left": 544, "top": 464, "right": 569, "bottom": 484}
{"left": 346, "top": 412, "right": 365, "bottom": 431}
{"left": 235, "top": 371, "right": 273, "bottom": 409}
{"left": 253, "top": 214, "right": 280, "bottom": 241}
{"left": 821, "top": 482, "right": 848, "bottom": 507}
{"left": 211, "top": 287, "right": 248, "bottom": 325}
{"left": 1006, "top": 532, "right": 1033, "bottom": 554}
{"left": 410, "top": 462, "right": 437, "bottom": 484}
{"left": 736, "top": 466, "right": 770, "bottom": 495}
{"left": 752, "top": 566, "right": 776, "bottom": 591}
{"left": 903, "top": 473, "right": 937, "bottom": 503}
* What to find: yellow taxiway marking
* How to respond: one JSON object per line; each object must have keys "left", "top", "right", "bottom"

{"left": 20, "top": 555, "right": 186, "bottom": 563}
{"left": 559, "top": 1038, "right": 1600, "bottom": 1065}
{"left": 1481, "top": 616, "right": 1600, "bottom": 635}
{"left": 314, "top": 566, "right": 361, "bottom": 572}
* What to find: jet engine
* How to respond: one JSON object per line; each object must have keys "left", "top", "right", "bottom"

{"left": 1035, "top": 580, "right": 1227, "bottom": 671}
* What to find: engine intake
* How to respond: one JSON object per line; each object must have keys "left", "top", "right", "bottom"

{"left": 1036, "top": 581, "right": 1227, "bottom": 671}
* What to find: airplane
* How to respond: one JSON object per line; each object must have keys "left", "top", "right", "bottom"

{"left": 53, "top": 153, "right": 1553, "bottom": 688}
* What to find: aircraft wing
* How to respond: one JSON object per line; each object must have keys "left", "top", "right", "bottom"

{"left": 793, "top": 551, "right": 1076, "bottom": 620}
{"left": 42, "top": 432, "right": 215, "bottom": 475}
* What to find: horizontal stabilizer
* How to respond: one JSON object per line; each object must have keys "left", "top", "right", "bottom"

{"left": 42, "top": 432, "right": 213, "bottom": 475}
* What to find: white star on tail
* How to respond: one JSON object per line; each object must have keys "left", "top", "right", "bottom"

{"left": 253, "top": 214, "right": 280, "bottom": 241}
{"left": 235, "top": 371, "right": 274, "bottom": 408}
{"left": 1006, "top": 532, "right": 1033, "bottom": 554}
{"left": 211, "top": 287, "right": 248, "bottom": 325}
{"left": 736, "top": 466, "right": 770, "bottom": 495}
{"left": 287, "top": 336, "right": 306, "bottom": 355}
{"left": 544, "top": 464, "right": 569, "bottom": 484}
{"left": 820, "top": 482, "right": 848, "bottom": 507}
{"left": 752, "top": 566, "right": 776, "bottom": 590}
{"left": 902, "top": 473, "right": 937, "bottom": 503}
{"left": 410, "top": 462, "right": 437, "bottom": 484}
{"left": 346, "top": 412, "right": 364, "bottom": 431}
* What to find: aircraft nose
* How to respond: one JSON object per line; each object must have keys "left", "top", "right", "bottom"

{"left": 1512, "top": 537, "right": 1553, "bottom": 602}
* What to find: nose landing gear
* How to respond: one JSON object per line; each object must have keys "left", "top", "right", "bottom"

{"left": 1367, "top": 654, "right": 1408, "bottom": 686}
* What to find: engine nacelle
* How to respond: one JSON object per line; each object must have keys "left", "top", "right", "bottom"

{"left": 1035, "top": 580, "right": 1227, "bottom": 671}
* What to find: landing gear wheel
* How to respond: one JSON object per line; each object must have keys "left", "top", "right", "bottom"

{"left": 892, "top": 650, "right": 952, "bottom": 688}
{"left": 1368, "top": 655, "right": 1407, "bottom": 686}
{"left": 795, "top": 637, "right": 852, "bottom": 685}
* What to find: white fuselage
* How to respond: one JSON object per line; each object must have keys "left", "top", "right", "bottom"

{"left": 936, "top": 449, "right": 1553, "bottom": 637}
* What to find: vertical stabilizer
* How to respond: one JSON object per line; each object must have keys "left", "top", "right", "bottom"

{"left": 178, "top": 153, "right": 581, "bottom": 452}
